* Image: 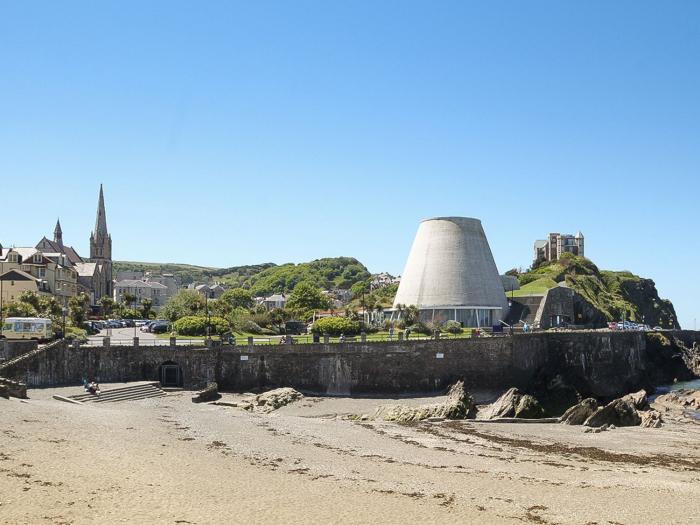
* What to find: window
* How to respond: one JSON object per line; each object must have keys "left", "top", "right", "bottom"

{"left": 33, "top": 254, "right": 42, "bottom": 263}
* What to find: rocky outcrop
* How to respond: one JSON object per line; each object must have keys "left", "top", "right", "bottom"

{"left": 640, "top": 410, "right": 663, "bottom": 428}
{"left": 373, "top": 381, "right": 477, "bottom": 422}
{"left": 621, "top": 390, "right": 648, "bottom": 410}
{"left": 481, "top": 388, "right": 546, "bottom": 419}
{"left": 560, "top": 398, "right": 598, "bottom": 425}
{"left": 0, "top": 377, "right": 27, "bottom": 399}
{"left": 584, "top": 398, "right": 641, "bottom": 428}
{"left": 654, "top": 389, "right": 700, "bottom": 410}
{"left": 515, "top": 395, "right": 546, "bottom": 419}
{"left": 192, "top": 382, "right": 220, "bottom": 403}
{"left": 240, "top": 387, "right": 304, "bottom": 413}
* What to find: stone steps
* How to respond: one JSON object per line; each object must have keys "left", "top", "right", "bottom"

{"left": 0, "top": 339, "right": 64, "bottom": 373}
{"left": 70, "top": 382, "right": 166, "bottom": 403}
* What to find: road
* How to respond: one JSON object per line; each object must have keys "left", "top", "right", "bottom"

{"left": 86, "top": 327, "right": 196, "bottom": 346}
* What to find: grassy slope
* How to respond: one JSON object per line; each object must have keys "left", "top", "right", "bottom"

{"left": 114, "top": 257, "right": 371, "bottom": 295}
{"left": 515, "top": 255, "right": 679, "bottom": 327}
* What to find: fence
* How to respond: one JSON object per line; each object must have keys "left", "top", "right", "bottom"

{"left": 81, "top": 327, "right": 517, "bottom": 349}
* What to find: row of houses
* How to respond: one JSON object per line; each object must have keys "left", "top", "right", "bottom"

{"left": 0, "top": 186, "right": 113, "bottom": 309}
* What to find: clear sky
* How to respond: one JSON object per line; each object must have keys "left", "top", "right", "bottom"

{"left": 1, "top": 1, "right": 698, "bottom": 328}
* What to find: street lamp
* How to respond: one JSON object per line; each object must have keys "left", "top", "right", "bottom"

{"left": 62, "top": 306, "right": 67, "bottom": 339}
{"left": 205, "top": 291, "right": 211, "bottom": 340}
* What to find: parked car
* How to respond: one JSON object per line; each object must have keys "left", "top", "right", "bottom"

{"left": 149, "top": 321, "right": 170, "bottom": 334}
{"left": 140, "top": 321, "right": 155, "bottom": 332}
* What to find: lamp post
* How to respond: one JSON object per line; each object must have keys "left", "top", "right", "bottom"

{"left": 0, "top": 278, "right": 4, "bottom": 336}
{"left": 205, "top": 291, "right": 211, "bottom": 340}
{"left": 62, "top": 306, "right": 67, "bottom": 340}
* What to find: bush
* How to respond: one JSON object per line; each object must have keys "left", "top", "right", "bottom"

{"left": 65, "top": 326, "right": 88, "bottom": 342}
{"left": 311, "top": 316, "right": 360, "bottom": 336}
{"left": 443, "top": 320, "right": 463, "bottom": 334}
{"left": 173, "top": 316, "right": 229, "bottom": 336}
{"left": 406, "top": 322, "right": 431, "bottom": 335}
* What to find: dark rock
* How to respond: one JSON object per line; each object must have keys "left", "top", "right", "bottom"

{"left": 192, "top": 382, "right": 220, "bottom": 403}
{"left": 483, "top": 387, "right": 521, "bottom": 419}
{"left": 514, "top": 395, "right": 546, "bottom": 419}
{"left": 0, "top": 384, "right": 8, "bottom": 399}
{"left": 560, "top": 398, "right": 598, "bottom": 425}
{"left": 0, "top": 377, "right": 27, "bottom": 399}
{"left": 483, "top": 388, "right": 547, "bottom": 419}
{"left": 584, "top": 398, "right": 641, "bottom": 428}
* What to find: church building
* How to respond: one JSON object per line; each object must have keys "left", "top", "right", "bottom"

{"left": 35, "top": 185, "right": 113, "bottom": 306}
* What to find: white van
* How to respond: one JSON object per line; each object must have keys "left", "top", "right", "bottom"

{"left": 1, "top": 317, "right": 54, "bottom": 341}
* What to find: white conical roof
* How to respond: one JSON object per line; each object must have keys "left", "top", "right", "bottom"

{"left": 393, "top": 217, "right": 508, "bottom": 310}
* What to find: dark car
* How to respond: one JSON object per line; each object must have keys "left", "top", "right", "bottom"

{"left": 149, "top": 321, "right": 170, "bottom": 334}
{"left": 285, "top": 320, "right": 307, "bottom": 335}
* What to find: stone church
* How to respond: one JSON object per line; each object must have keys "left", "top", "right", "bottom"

{"left": 36, "top": 185, "right": 113, "bottom": 305}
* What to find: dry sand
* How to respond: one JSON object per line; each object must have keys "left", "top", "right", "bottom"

{"left": 2, "top": 385, "right": 700, "bottom": 524}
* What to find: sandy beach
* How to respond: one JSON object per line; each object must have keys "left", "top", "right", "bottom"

{"left": 2, "top": 385, "right": 700, "bottom": 524}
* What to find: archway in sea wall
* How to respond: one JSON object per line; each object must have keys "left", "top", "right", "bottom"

{"left": 158, "top": 361, "right": 183, "bottom": 387}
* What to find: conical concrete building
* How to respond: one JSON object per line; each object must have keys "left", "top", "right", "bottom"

{"left": 393, "top": 217, "right": 508, "bottom": 327}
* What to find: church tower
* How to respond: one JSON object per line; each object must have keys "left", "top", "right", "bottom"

{"left": 89, "top": 184, "right": 113, "bottom": 298}
{"left": 53, "top": 219, "right": 63, "bottom": 247}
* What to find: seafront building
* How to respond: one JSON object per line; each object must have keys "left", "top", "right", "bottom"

{"left": 390, "top": 216, "right": 509, "bottom": 327}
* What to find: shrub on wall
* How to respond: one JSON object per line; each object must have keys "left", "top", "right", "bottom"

{"left": 311, "top": 317, "right": 360, "bottom": 336}
{"left": 173, "top": 316, "right": 229, "bottom": 336}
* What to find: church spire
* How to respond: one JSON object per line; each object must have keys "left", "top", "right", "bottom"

{"left": 94, "top": 184, "right": 108, "bottom": 238}
{"left": 53, "top": 218, "right": 63, "bottom": 246}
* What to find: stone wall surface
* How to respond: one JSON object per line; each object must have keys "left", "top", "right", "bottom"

{"left": 2, "top": 331, "right": 696, "bottom": 400}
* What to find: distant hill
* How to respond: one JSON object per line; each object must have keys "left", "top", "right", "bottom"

{"left": 113, "top": 257, "right": 371, "bottom": 296}
{"left": 511, "top": 254, "right": 679, "bottom": 328}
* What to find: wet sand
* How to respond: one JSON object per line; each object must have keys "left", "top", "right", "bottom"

{"left": 2, "top": 385, "right": 700, "bottom": 524}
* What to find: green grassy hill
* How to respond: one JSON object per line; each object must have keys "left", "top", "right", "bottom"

{"left": 513, "top": 254, "right": 678, "bottom": 328}
{"left": 114, "top": 257, "right": 371, "bottom": 296}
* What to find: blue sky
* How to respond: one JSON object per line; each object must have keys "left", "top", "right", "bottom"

{"left": 1, "top": 1, "right": 698, "bottom": 328}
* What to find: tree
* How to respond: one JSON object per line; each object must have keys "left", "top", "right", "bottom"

{"left": 121, "top": 292, "right": 137, "bottom": 307}
{"left": 403, "top": 305, "right": 420, "bottom": 325}
{"left": 99, "top": 295, "right": 116, "bottom": 317}
{"left": 68, "top": 293, "right": 91, "bottom": 326}
{"left": 218, "top": 288, "right": 254, "bottom": 310}
{"left": 160, "top": 290, "right": 206, "bottom": 322}
{"left": 140, "top": 298, "right": 153, "bottom": 319}
{"left": 286, "top": 281, "right": 331, "bottom": 312}
{"left": 17, "top": 291, "right": 41, "bottom": 311}
{"left": 268, "top": 308, "right": 292, "bottom": 331}
{"left": 3, "top": 301, "right": 37, "bottom": 318}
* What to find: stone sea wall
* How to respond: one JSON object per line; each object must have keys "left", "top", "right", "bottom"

{"left": 5, "top": 330, "right": 690, "bottom": 400}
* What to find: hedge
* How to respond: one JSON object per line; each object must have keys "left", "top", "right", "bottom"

{"left": 311, "top": 317, "right": 360, "bottom": 336}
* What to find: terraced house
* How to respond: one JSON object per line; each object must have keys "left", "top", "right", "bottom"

{"left": 0, "top": 245, "right": 78, "bottom": 304}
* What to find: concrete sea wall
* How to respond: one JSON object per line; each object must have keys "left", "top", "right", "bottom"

{"left": 4, "top": 330, "right": 687, "bottom": 400}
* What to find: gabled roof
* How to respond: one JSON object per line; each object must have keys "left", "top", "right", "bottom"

{"left": 115, "top": 279, "right": 167, "bottom": 290}
{"left": 74, "top": 262, "right": 98, "bottom": 277}
{"left": 0, "top": 269, "right": 38, "bottom": 282}
{"left": 35, "top": 237, "right": 84, "bottom": 265}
